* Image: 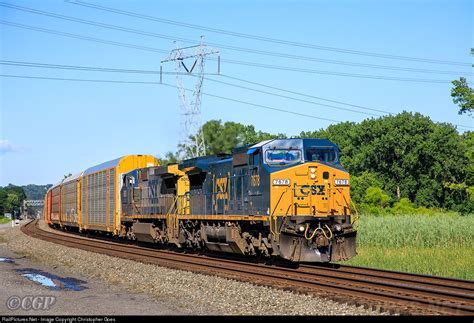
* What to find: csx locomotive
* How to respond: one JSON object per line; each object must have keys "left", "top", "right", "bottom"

{"left": 44, "top": 138, "right": 357, "bottom": 262}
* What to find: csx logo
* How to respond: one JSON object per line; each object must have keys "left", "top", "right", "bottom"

{"left": 251, "top": 174, "right": 260, "bottom": 187}
{"left": 299, "top": 185, "right": 325, "bottom": 196}
{"left": 215, "top": 177, "right": 229, "bottom": 200}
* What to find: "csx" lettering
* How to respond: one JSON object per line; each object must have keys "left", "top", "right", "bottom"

{"left": 300, "top": 185, "right": 325, "bottom": 196}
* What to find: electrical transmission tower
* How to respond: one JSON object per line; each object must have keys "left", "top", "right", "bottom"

{"left": 161, "top": 36, "right": 220, "bottom": 159}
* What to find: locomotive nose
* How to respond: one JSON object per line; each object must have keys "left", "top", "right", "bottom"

{"left": 270, "top": 162, "right": 350, "bottom": 217}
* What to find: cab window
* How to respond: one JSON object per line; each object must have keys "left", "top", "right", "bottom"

{"left": 305, "top": 147, "right": 336, "bottom": 162}
{"left": 265, "top": 149, "right": 302, "bottom": 166}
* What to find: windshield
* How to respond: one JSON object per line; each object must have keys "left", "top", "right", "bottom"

{"left": 265, "top": 149, "right": 302, "bottom": 166}
{"left": 305, "top": 147, "right": 336, "bottom": 162}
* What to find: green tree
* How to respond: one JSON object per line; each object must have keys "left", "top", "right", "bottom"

{"left": 350, "top": 171, "right": 383, "bottom": 205}
{"left": 302, "top": 112, "right": 470, "bottom": 212}
{"left": 390, "top": 198, "right": 417, "bottom": 214}
{"left": 159, "top": 151, "right": 180, "bottom": 165}
{"left": 363, "top": 187, "right": 390, "bottom": 208}
{"left": 159, "top": 113, "right": 471, "bottom": 213}
{"left": 0, "top": 188, "right": 7, "bottom": 215}
{"left": 21, "top": 184, "right": 52, "bottom": 200}
{"left": 0, "top": 185, "right": 26, "bottom": 215}
{"left": 451, "top": 77, "right": 474, "bottom": 115}
{"left": 5, "top": 193, "right": 20, "bottom": 213}
{"left": 179, "top": 120, "right": 285, "bottom": 158}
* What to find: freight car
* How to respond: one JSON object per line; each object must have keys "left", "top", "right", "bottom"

{"left": 121, "top": 138, "right": 357, "bottom": 262}
{"left": 44, "top": 155, "right": 159, "bottom": 234}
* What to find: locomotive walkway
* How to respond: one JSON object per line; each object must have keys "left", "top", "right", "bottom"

{"left": 21, "top": 220, "right": 474, "bottom": 316}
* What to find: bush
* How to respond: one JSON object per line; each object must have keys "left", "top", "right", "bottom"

{"left": 389, "top": 198, "right": 417, "bottom": 214}
{"left": 359, "top": 204, "right": 385, "bottom": 216}
{"left": 363, "top": 186, "right": 390, "bottom": 208}
{"left": 350, "top": 172, "right": 383, "bottom": 205}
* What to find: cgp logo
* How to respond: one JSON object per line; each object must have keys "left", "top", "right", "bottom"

{"left": 6, "top": 295, "right": 56, "bottom": 311}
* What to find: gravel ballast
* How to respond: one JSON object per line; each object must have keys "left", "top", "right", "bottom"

{"left": 1, "top": 222, "right": 387, "bottom": 315}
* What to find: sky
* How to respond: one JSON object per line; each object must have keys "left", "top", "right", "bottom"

{"left": 0, "top": 0, "right": 473, "bottom": 186}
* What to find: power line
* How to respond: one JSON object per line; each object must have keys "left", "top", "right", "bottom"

{"left": 0, "top": 73, "right": 342, "bottom": 124}
{"left": 4, "top": 60, "right": 473, "bottom": 125}
{"left": 1, "top": 2, "right": 471, "bottom": 76}
{"left": 0, "top": 60, "right": 219, "bottom": 76}
{"left": 0, "top": 60, "right": 431, "bottom": 118}
{"left": 220, "top": 59, "right": 458, "bottom": 84}
{"left": 0, "top": 20, "right": 168, "bottom": 54}
{"left": 1, "top": 73, "right": 472, "bottom": 130}
{"left": 1, "top": 20, "right": 461, "bottom": 85}
{"left": 202, "top": 76, "right": 381, "bottom": 117}
{"left": 67, "top": 0, "right": 472, "bottom": 67}
{"left": 219, "top": 75, "right": 393, "bottom": 115}
{"left": 0, "top": 60, "right": 380, "bottom": 116}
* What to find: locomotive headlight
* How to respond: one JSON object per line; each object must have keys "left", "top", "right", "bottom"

{"left": 310, "top": 168, "right": 316, "bottom": 173}
{"left": 310, "top": 173, "right": 316, "bottom": 179}
{"left": 334, "top": 224, "right": 342, "bottom": 232}
{"left": 298, "top": 224, "right": 306, "bottom": 232}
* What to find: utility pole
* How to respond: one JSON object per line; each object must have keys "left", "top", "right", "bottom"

{"left": 161, "top": 36, "right": 220, "bottom": 159}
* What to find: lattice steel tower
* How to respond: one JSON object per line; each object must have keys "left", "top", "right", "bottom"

{"left": 161, "top": 36, "right": 219, "bottom": 158}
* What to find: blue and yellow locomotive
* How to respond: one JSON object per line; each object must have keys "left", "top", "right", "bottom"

{"left": 120, "top": 138, "right": 356, "bottom": 262}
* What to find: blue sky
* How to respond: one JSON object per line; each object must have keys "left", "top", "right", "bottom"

{"left": 0, "top": 0, "right": 473, "bottom": 186}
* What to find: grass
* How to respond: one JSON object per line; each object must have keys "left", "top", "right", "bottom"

{"left": 0, "top": 216, "right": 12, "bottom": 224}
{"left": 342, "top": 213, "right": 474, "bottom": 280}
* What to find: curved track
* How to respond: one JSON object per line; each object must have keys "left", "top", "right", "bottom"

{"left": 21, "top": 220, "right": 474, "bottom": 315}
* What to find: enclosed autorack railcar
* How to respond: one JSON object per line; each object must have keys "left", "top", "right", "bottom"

{"left": 43, "top": 188, "right": 52, "bottom": 225}
{"left": 80, "top": 155, "right": 159, "bottom": 234}
{"left": 50, "top": 182, "right": 62, "bottom": 225}
{"left": 43, "top": 155, "right": 159, "bottom": 234}
{"left": 60, "top": 172, "right": 82, "bottom": 227}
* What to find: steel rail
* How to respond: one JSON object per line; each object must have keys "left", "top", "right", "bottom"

{"left": 20, "top": 220, "right": 474, "bottom": 315}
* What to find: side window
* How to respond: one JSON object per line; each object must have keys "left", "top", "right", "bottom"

{"left": 253, "top": 153, "right": 259, "bottom": 168}
{"left": 249, "top": 150, "right": 260, "bottom": 169}
{"left": 249, "top": 151, "right": 260, "bottom": 181}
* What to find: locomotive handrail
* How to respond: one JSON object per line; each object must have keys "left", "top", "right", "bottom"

{"left": 349, "top": 199, "right": 360, "bottom": 231}
{"left": 270, "top": 188, "right": 292, "bottom": 236}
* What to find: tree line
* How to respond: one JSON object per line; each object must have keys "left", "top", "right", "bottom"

{"left": 160, "top": 79, "right": 473, "bottom": 215}
{"left": 0, "top": 184, "right": 52, "bottom": 217}
{"left": 162, "top": 77, "right": 474, "bottom": 214}
{"left": 161, "top": 118, "right": 472, "bottom": 215}
{"left": 0, "top": 185, "right": 27, "bottom": 216}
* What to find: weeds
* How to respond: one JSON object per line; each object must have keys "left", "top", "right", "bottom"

{"left": 343, "top": 213, "right": 474, "bottom": 280}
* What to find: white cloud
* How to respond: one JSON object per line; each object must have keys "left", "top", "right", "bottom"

{"left": 0, "top": 140, "right": 20, "bottom": 155}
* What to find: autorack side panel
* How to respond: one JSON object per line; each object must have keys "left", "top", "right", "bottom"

{"left": 83, "top": 170, "right": 108, "bottom": 229}
{"left": 44, "top": 189, "right": 52, "bottom": 224}
{"left": 60, "top": 173, "right": 82, "bottom": 227}
{"left": 81, "top": 155, "right": 159, "bottom": 234}
{"left": 50, "top": 183, "right": 62, "bottom": 224}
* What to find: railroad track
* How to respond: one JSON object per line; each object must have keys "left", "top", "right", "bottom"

{"left": 21, "top": 220, "right": 474, "bottom": 315}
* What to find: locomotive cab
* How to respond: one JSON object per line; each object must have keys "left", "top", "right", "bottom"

{"left": 261, "top": 138, "right": 356, "bottom": 262}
